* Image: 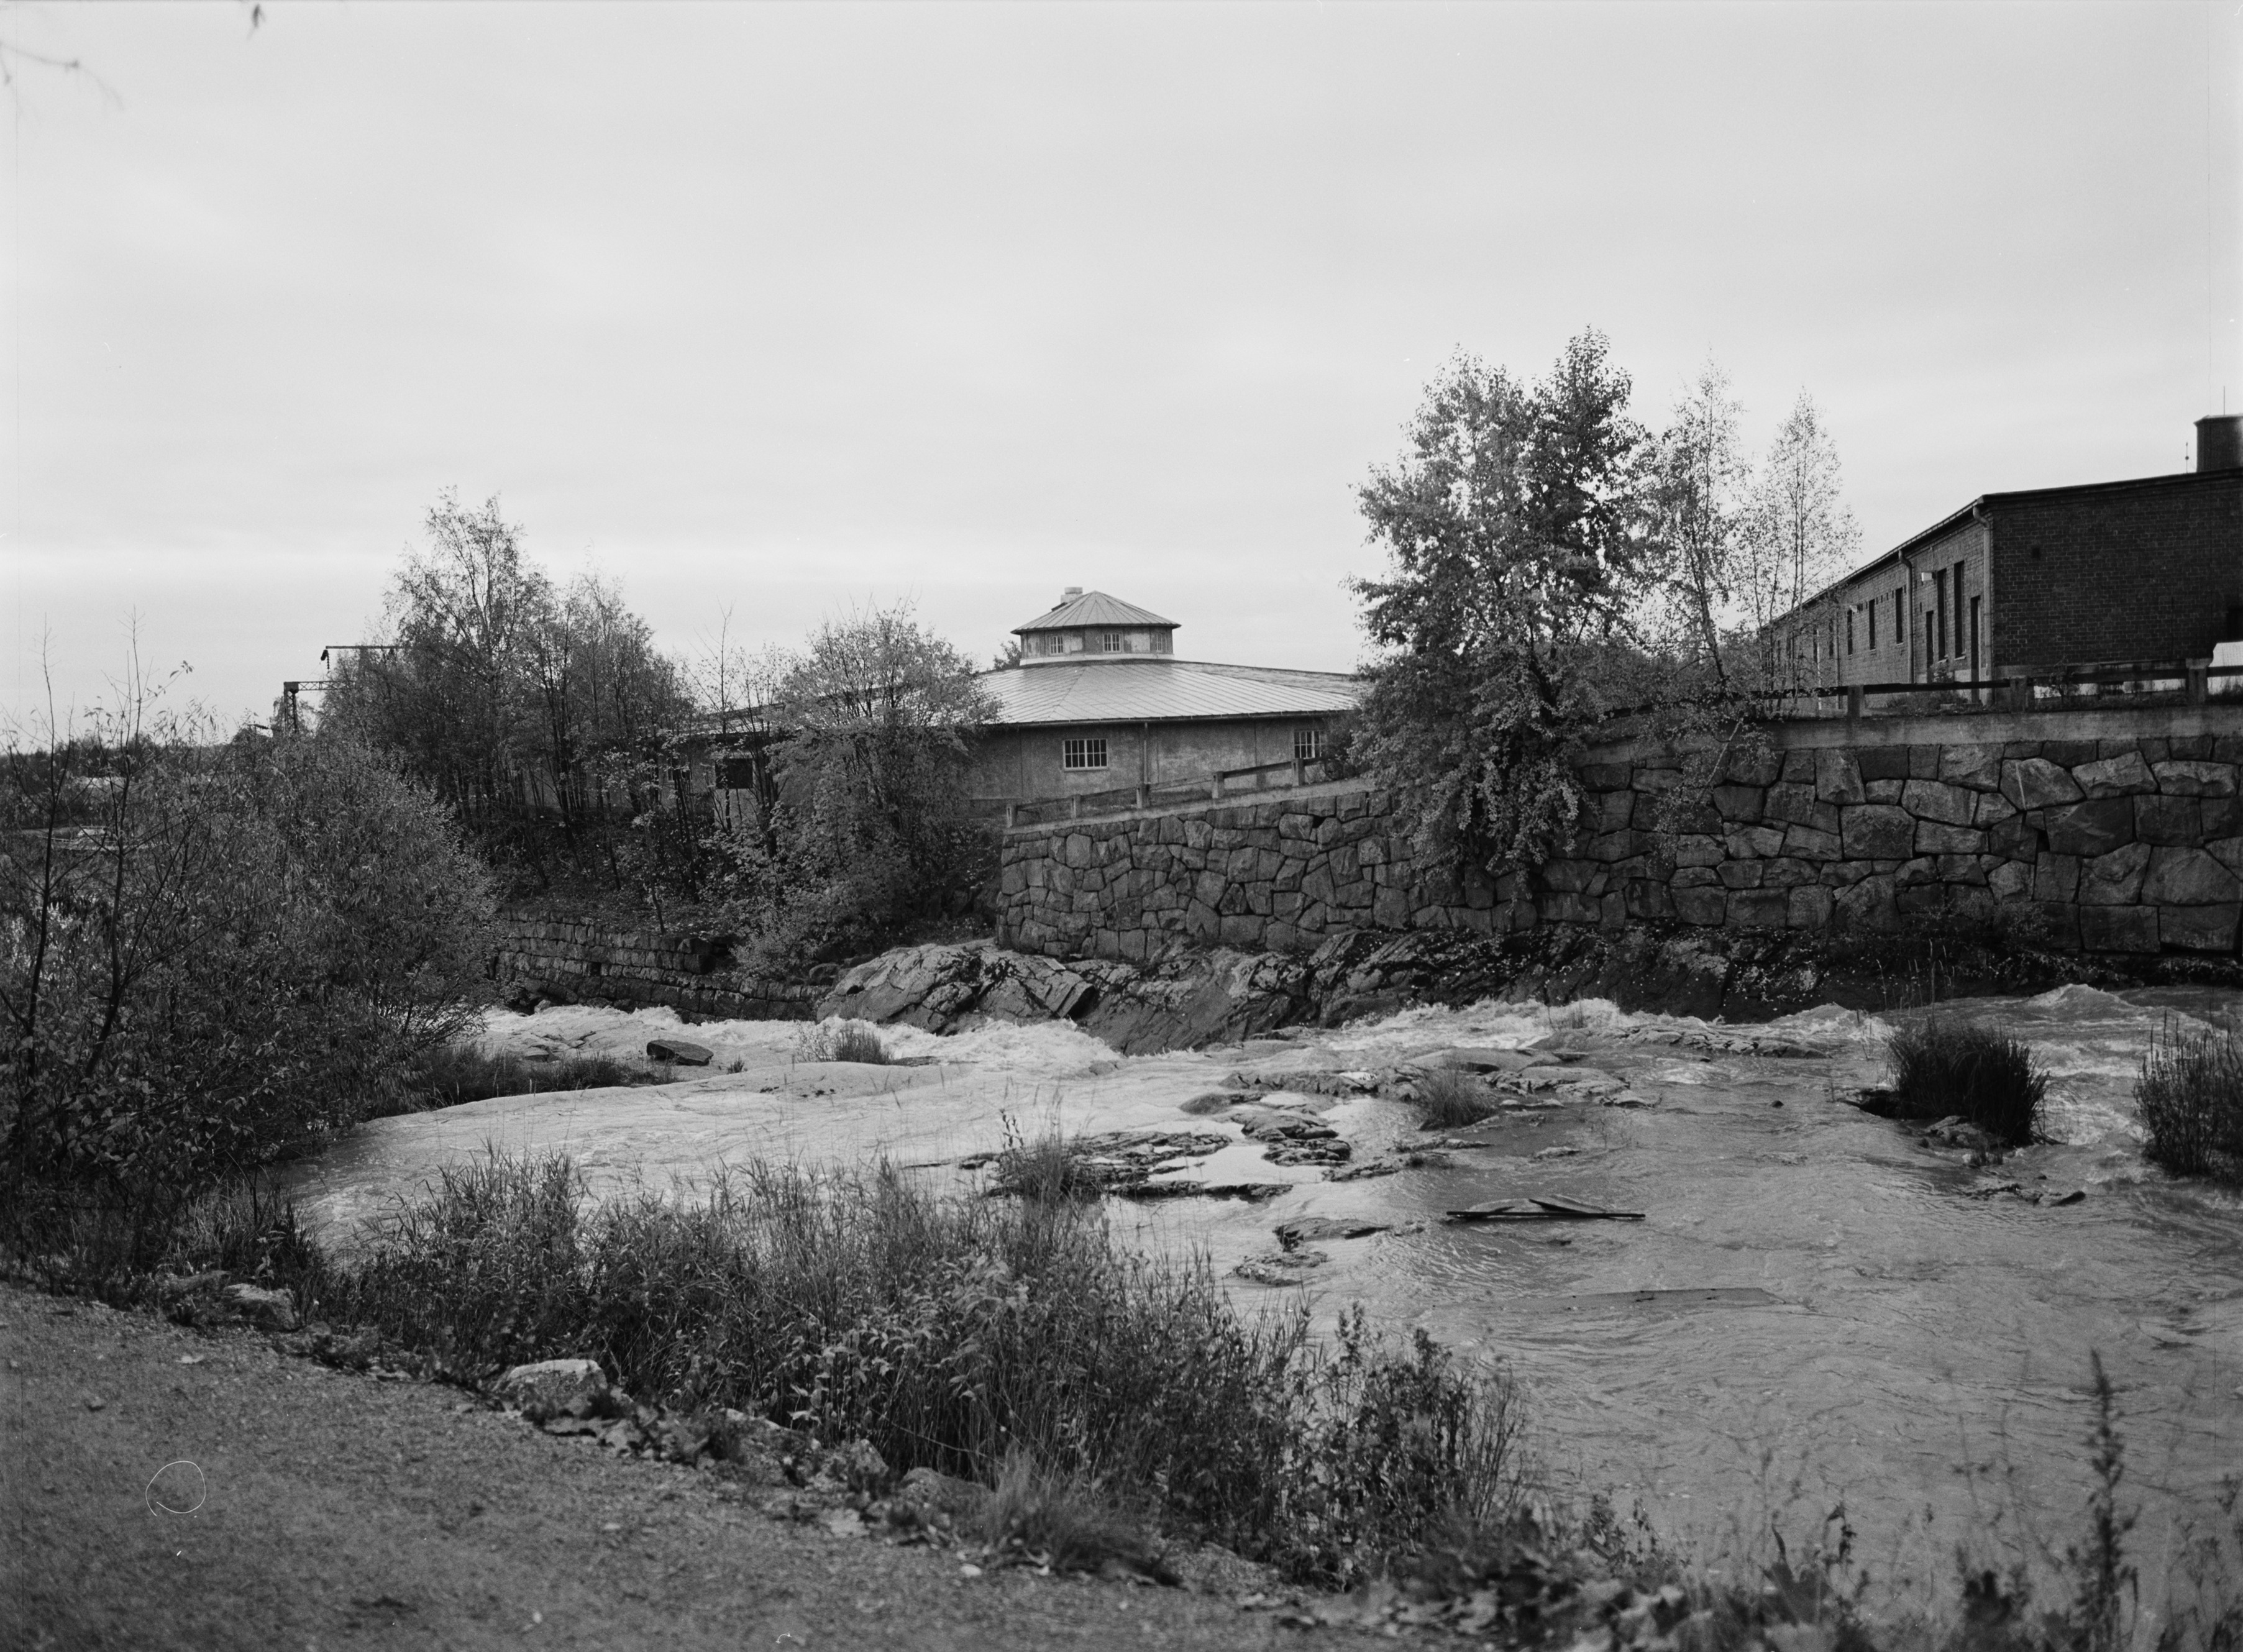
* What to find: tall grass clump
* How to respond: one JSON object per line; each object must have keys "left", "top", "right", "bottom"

{"left": 1885, "top": 1016, "right": 2047, "bottom": 1146}
{"left": 332, "top": 1149, "right": 1518, "bottom": 1585}
{"left": 381, "top": 1045, "right": 649, "bottom": 1116}
{"left": 2134, "top": 1020, "right": 2243, "bottom": 1182}
{"left": 1412, "top": 1067, "right": 1497, "bottom": 1129}
{"left": 795, "top": 1019, "right": 891, "bottom": 1064}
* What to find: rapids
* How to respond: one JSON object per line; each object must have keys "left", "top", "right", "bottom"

{"left": 285, "top": 985, "right": 2243, "bottom": 1592}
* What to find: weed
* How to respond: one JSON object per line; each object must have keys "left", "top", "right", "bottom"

{"left": 377, "top": 1044, "right": 651, "bottom": 1116}
{"left": 1414, "top": 1068, "right": 1497, "bottom": 1129}
{"left": 326, "top": 1148, "right": 1519, "bottom": 1586}
{"left": 795, "top": 1019, "right": 892, "bottom": 1065}
{"left": 2134, "top": 1019, "right": 2243, "bottom": 1182}
{"left": 980, "top": 1448, "right": 1171, "bottom": 1579}
{"left": 989, "top": 1128, "right": 1103, "bottom": 1202}
{"left": 1885, "top": 1017, "right": 2047, "bottom": 1146}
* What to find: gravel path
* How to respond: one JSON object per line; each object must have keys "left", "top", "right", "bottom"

{"left": 1, "top": 1284, "right": 1351, "bottom": 1651}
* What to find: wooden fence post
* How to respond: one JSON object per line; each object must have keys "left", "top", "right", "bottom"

{"left": 2189, "top": 660, "right": 2210, "bottom": 705}
{"left": 1846, "top": 685, "right": 1864, "bottom": 723}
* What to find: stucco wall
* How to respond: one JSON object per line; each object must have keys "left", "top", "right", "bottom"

{"left": 996, "top": 706, "right": 2243, "bottom": 961}
{"left": 971, "top": 716, "right": 1333, "bottom": 801}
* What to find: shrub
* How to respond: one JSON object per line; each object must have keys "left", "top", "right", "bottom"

{"left": 980, "top": 1448, "right": 1169, "bottom": 1579}
{"left": 1884, "top": 1017, "right": 2046, "bottom": 1146}
{"left": 1413, "top": 1068, "right": 1497, "bottom": 1129}
{"left": 385, "top": 1045, "right": 650, "bottom": 1115}
{"left": 2, "top": 722, "right": 495, "bottom": 1213}
{"left": 795, "top": 1020, "right": 890, "bottom": 1064}
{"left": 989, "top": 1131, "right": 1104, "bottom": 1203}
{"left": 2135, "top": 1020, "right": 2243, "bottom": 1182}
{"left": 329, "top": 1149, "right": 1520, "bottom": 1586}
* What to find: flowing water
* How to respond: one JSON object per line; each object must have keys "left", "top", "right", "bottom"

{"left": 286, "top": 983, "right": 2243, "bottom": 1591}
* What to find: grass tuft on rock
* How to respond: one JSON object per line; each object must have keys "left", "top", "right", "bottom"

{"left": 2135, "top": 1020, "right": 2243, "bottom": 1183}
{"left": 1412, "top": 1068, "right": 1497, "bottom": 1129}
{"left": 323, "top": 1149, "right": 1519, "bottom": 1586}
{"left": 796, "top": 1020, "right": 892, "bottom": 1064}
{"left": 1884, "top": 1017, "right": 2047, "bottom": 1146}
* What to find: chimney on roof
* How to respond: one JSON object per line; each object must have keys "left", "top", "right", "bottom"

{"left": 2198, "top": 414, "right": 2242, "bottom": 473}
{"left": 1062, "top": 586, "right": 1082, "bottom": 598}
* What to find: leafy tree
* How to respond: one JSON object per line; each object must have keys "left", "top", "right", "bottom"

{"left": 719, "top": 604, "right": 996, "bottom": 958}
{"left": 1, "top": 703, "right": 494, "bottom": 1206}
{"left": 1648, "top": 359, "right": 1752, "bottom": 689}
{"left": 1350, "top": 331, "right": 1652, "bottom": 872}
{"left": 319, "top": 491, "right": 693, "bottom": 892}
{"left": 1741, "top": 391, "right": 1862, "bottom": 660}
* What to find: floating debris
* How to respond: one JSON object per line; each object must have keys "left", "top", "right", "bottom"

{"left": 1232, "top": 1248, "right": 1329, "bottom": 1285}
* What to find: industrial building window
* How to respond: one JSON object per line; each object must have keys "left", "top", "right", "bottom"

{"left": 1294, "top": 726, "right": 1325, "bottom": 763}
{"left": 1868, "top": 603, "right": 1877, "bottom": 651}
{"left": 1062, "top": 737, "right": 1108, "bottom": 771}
{"left": 1846, "top": 610, "right": 1855, "bottom": 655}
{"left": 1894, "top": 591, "right": 1905, "bottom": 641}
{"left": 1935, "top": 569, "right": 1950, "bottom": 658}
{"left": 1099, "top": 631, "right": 1125, "bottom": 652}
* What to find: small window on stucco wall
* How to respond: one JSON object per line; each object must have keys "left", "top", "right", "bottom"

{"left": 1064, "top": 737, "right": 1108, "bottom": 770}
{"left": 1294, "top": 726, "right": 1325, "bottom": 763}
{"left": 1099, "top": 631, "right": 1125, "bottom": 652}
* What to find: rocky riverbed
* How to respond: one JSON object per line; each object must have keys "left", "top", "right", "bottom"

{"left": 286, "top": 969, "right": 2243, "bottom": 1611}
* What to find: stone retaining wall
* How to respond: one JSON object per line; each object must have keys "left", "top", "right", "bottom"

{"left": 494, "top": 919, "right": 818, "bottom": 1019}
{"left": 995, "top": 707, "right": 2243, "bottom": 961}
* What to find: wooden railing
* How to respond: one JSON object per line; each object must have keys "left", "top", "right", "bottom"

{"left": 1001, "top": 755, "right": 1336, "bottom": 829}
{"left": 1778, "top": 658, "right": 2243, "bottom": 719}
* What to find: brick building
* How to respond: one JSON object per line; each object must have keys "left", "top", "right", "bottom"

{"left": 1770, "top": 414, "right": 2243, "bottom": 690}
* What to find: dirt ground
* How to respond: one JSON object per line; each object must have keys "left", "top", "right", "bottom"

{"left": 1, "top": 1283, "right": 1364, "bottom": 1651}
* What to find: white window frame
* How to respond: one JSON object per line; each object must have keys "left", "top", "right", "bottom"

{"left": 1063, "top": 736, "right": 1108, "bottom": 771}
{"left": 1293, "top": 726, "right": 1325, "bottom": 764}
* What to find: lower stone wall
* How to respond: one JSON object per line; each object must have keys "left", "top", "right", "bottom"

{"left": 494, "top": 919, "right": 819, "bottom": 1020}
{"left": 995, "top": 707, "right": 2243, "bottom": 961}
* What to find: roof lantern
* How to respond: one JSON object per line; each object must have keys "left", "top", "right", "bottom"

{"left": 1010, "top": 589, "right": 1182, "bottom": 664}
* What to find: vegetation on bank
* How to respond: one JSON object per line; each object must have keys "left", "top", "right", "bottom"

{"left": 1883, "top": 1017, "right": 2048, "bottom": 1146}
{"left": 2136, "top": 1020, "right": 2243, "bottom": 1184}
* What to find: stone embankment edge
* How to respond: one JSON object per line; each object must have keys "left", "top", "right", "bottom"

{"left": 996, "top": 705, "right": 2243, "bottom": 964}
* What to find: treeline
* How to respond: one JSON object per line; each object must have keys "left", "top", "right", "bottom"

{"left": 317, "top": 490, "right": 995, "bottom": 956}
{"left": 1352, "top": 331, "right": 1863, "bottom": 873}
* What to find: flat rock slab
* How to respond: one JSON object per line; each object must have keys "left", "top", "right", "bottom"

{"left": 1274, "top": 1216, "right": 1392, "bottom": 1250}
{"left": 646, "top": 1038, "right": 713, "bottom": 1066}
{"left": 1442, "top": 1197, "right": 1645, "bottom": 1223}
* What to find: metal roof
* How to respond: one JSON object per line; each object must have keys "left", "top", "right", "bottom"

{"left": 1012, "top": 590, "right": 1181, "bottom": 634}
{"left": 980, "top": 657, "right": 1361, "bottom": 726}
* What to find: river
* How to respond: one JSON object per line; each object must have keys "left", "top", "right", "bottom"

{"left": 284, "top": 982, "right": 2243, "bottom": 1601}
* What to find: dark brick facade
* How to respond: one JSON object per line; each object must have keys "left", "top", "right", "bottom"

{"left": 1770, "top": 470, "right": 2241, "bottom": 687}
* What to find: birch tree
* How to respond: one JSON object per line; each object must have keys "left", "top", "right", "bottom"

{"left": 1649, "top": 360, "right": 1751, "bottom": 687}
{"left": 1742, "top": 391, "right": 1861, "bottom": 632}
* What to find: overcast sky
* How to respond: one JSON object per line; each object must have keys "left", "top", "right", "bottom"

{"left": 4, "top": 2, "right": 2237, "bottom": 727}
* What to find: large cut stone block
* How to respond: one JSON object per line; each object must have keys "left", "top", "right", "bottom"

{"left": 1788, "top": 885, "right": 1834, "bottom": 928}
{"left": 2132, "top": 793, "right": 2199, "bottom": 847}
{"left": 1711, "top": 784, "right": 1765, "bottom": 823}
{"left": 2038, "top": 798, "right": 2134, "bottom": 858}
{"left": 1835, "top": 873, "right": 1898, "bottom": 928}
{"left": 1783, "top": 824, "right": 1843, "bottom": 860}
{"left": 1938, "top": 744, "right": 2004, "bottom": 791}
{"left": 1717, "top": 860, "right": 1763, "bottom": 889}
{"left": 1855, "top": 746, "right": 1912, "bottom": 782}
{"left": 2152, "top": 760, "right": 2239, "bottom": 798}
{"left": 1914, "top": 821, "right": 1985, "bottom": 855}
{"left": 1764, "top": 783, "right": 1821, "bottom": 828}
{"left": 2072, "top": 751, "right": 2155, "bottom": 798}
{"left": 2078, "top": 842, "right": 2150, "bottom": 905}
{"left": 1901, "top": 779, "right": 1977, "bottom": 826}
{"left": 1725, "top": 825, "right": 1787, "bottom": 859}
{"left": 2001, "top": 758, "right": 2085, "bottom": 811}
{"left": 1841, "top": 805, "right": 1916, "bottom": 859}
{"left": 1987, "top": 860, "right": 2032, "bottom": 902}
{"left": 1673, "top": 884, "right": 1727, "bottom": 925}
{"left": 1815, "top": 749, "right": 1866, "bottom": 805}
{"left": 2160, "top": 905, "right": 2241, "bottom": 952}
{"left": 2141, "top": 845, "right": 2243, "bottom": 906}
{"left": 2078, "top": 905, "right": 2159, "bottom": 954}
{"left": 1727, "top": 888, "right": 1790, "bottom": 928}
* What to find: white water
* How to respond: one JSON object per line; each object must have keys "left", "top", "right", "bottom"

{"left": 286, "top": 987, "right": 2243, "bottom": 1589}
